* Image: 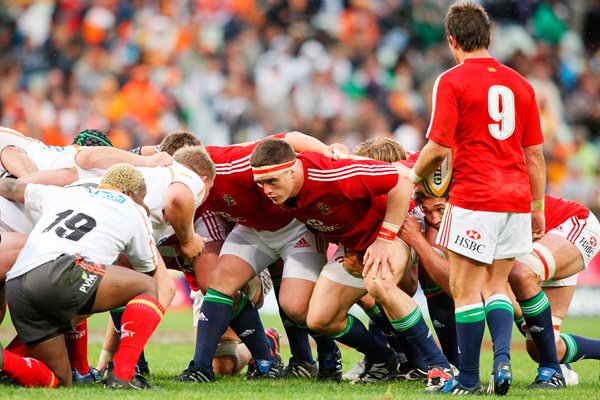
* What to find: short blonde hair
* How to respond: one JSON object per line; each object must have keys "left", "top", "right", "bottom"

{"left": 100, "top": 163, "right": 145, "bottom": 194}
{"left": 353, "top": 137, "right": 407, "bottom": 162}
{"left": 173, "top": 145, "right": 216, "bottom": 180}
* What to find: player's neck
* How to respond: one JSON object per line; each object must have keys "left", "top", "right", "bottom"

{"left": 456, "top": 49, "right": 491, "bottom": 64}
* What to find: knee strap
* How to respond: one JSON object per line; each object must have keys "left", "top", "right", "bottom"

{"left": 517, "top": 243, "right": 556, "bottom": 281}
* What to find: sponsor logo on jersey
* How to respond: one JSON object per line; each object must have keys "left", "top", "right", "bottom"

{"left": 317, "top": 202, "right": 331, "bottom": 215}
{"left": 222, "top": 194, "right": 237, "bottom": 206}
{"left": 238, "top": 329, "right": 255, "bottom": 338}
{"left": 214, "top": 211, "right": 247, "bottom": 223}
{"left": 465, "top": 229, "right": 481, "bottom": 240}
{"left": 454, "top": 234, "right": 485, "bottom": 254}
{"left": 79, "top": 272, "right": 98, "bottom": 293}
{"left": 293, "top": 238, "right": 311, "bottom": 248}
{"left": 306, "top": 219, "right": 342, "bottom": 232}
{"left": 85, "top": 187, "right": 126, "bottom": 204}
{"left": 579, "top": 236, "right": 596, "bottom": 257}
{"left": 590, "top": 236, "right": 597, "bottom": 247}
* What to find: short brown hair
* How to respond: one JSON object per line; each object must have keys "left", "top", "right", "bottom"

{"left": 159, "top": 131, "right": 203, "bottom": 156}
{"left": 353, "top": 137, "right": 406, "bottom": 162}
{"left": 249, "top": 138, "right": 296, "bottom": 168}
{"left": 444, "top": 2, "right": 491, "bottom": 52}
{"left": 173, "top": 145, "right": 216, "bottom": 181}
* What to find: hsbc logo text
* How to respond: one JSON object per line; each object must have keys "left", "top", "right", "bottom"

{"left": 454, "top": 233, "right": 485, "bottom": 254}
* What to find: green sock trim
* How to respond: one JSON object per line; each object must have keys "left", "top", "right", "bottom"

{"left": 519, "top": 291, "right": 550, "bottom": 317}
{"left": 390, "top": 307, "right": 422, "bottom": 332}
{"left": 204, "top": 288, "right": 234, "bottom": 306}
{"left": 485, "top": 298, "right": 514, "bottom": 315}
{"left": 271, "top": 274, "right": 282, "bottom": 288}
{"left": 298, "top": 323, "right": 308, "bottom": 329}
{"left": 455, "top": 306, "right": 485, "bottom": 324}
{"left": 231, "top": 292, "right": 249, "bottom": 319}
{"left": 560, "top": 333, "right": 578, "bottom": 364}
{"left": 364, "top": 304, "right": 383, "bottom": 320}
{"left": 422, "top": 284, "right": 443, "bottom": 296}
{"left": 328, "top": 315, "right": 355, "bottom": 339}
{"left": 514, "top": 315, "right": 525, "bottom": 325}
{"left": 111, "top": 306, "right": 125, "bottom": 313}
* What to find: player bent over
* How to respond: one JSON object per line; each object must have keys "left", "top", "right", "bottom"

{"left": 0, "top": 164, "right": 165, "bottom": 389}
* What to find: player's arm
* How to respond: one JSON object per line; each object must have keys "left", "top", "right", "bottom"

{"left": 0, "top": 178, "right": 27, "bottom": 204}
{"left": 524, "top": 143, "right": 546, "bottom": 240}
{"left": 410, "top": 140, "right": 451, "bottom": 184}
{"left": 0, "top": 146, "right": 38, "bottom": 177}
{"left": 164, "top": 182, "right": 205, "bottom": 260}
{"left": 17, "top": 167, "right": 78, "bottom": 186}
{"left": 75, "top": 147, "right": 173, "bottom": 170}
{"left": 282, "top": 131, "right": 349, "bottom": 159}
{"left": 131, "top": 145, "right": 160, "bottom": 156}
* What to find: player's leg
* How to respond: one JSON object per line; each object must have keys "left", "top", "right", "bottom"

{"left": 0, "top": 232, "right": 27, "bottom": 322}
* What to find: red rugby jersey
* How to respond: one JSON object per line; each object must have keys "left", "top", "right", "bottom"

{"left": 427, "top": 58, "right": 543, "bottom": 213}
{"left": 280, "top": 153, "right": 400, "bottom": 252}
{"left": 544, "top": 194, "right": 590, "bottom": 232}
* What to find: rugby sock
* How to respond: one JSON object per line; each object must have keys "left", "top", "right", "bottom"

{"left": 273, "top": 274, "right": 314, "bottom": 363}
{"left": 65, "top": 320, "right": 90, "bottom": 375}
{"left": 1, "top": 349, "right": 59, "bottom": 387}
{"left": 391, "top": 306, "right": 450, "bottom": 368}
{"left": 485, "top": 294, "right": 513, "bottom": 369}
{"left": 514, "top": 315, "right": 527, "bottom": 337}
{"left": 302, "top": 324, "right": 339, "bottom": 355}
{"left": 328, "top": 314, "right": 392, "bottom": 364}
{"left": 193, "top": 288, "right": 234, "bottom": 370}
{"left": 110, "top": 307, "right": 148, "bottom": 372}
{"left": 455, "top": 303, "right": 485, "bottom": 387}
{"left": 519, "top": 291, "right": 560, "bottom": 371}
{"left": 560, "top": 334, "right": 600, "bottom": 363}
{"left": 229, "top": 292, "right": 275, "bottom": 363}
{"left": 112, "top": 295, "right": 164, "bottom": 381}
{"left": 365, "top": 305, "right": 410, "bottom": 364}
{"left": 425, "top": 287, "right": 459, "bottom": 366}
{"left": 5, "top": 335, "right": 27, "bottom": 357}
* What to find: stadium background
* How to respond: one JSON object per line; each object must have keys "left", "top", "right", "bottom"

{"left": 1, "top": 1, "right": 599, "bottom": 312}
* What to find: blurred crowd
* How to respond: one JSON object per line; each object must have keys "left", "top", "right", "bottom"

{"left": 0, "top": 0, "right": 599, "bottom": 210}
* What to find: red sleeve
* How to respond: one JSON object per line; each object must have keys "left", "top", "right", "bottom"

{"left": 426, "top": 74, "right": 458, "bottom": 147}
{"left": 521, "top": 94, "right": 544, "bottom": 147}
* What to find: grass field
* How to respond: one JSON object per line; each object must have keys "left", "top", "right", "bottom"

{"left": 1, "top": 309, "right": 599, "bottom": 399}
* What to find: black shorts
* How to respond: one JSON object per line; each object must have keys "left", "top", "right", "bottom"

{"left": 7, "top": 254, "right": 106, "bottom": 344}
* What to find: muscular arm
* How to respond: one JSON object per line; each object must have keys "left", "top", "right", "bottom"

{"left": 0, "top": 178, "right": 27, "bottom": 204}
{"left": 165, "top": 183, "right": 196, "bottom": 243}
{"left": 524, "top": 144, "right": 546, "bottom": 240}
{"left": 411, "top": 140, "right": 451, "bottom": 181}
{"left": 1, "top": 146, "right": 38, "bottom": 177}
{"left": 18, "top": 168, "right": 78, "bottom": 186}
{"left": 420, "top": 227, "right": 451, "bottom": 294}
{"left": 75, "top": 147, "right": 172, "bottom": 170}
{"left": 283, "top": 131, "right": 349, "bottom": 157}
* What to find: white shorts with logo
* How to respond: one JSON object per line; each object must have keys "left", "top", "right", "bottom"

{"left": 321, "top": 244, "right": 366, "bottom": 289}
{"left": 546, "top": 213, "right": 600, "bottom": 270}
{"left": 194, "top": 210, "right": 233, "bottom": 243}
{"left": 220, "top": 219, "right": 326, "bottom": 282}
{"left": 437, "top": 204, "right": 532, "bottom": 264}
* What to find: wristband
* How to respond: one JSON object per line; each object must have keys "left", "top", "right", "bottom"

{"left": 531, "top": 199, "right": 544, "bottom": 211}
{"left": 378, "top": 221, "right": 400, "bottom": 242}
{"left": 409, "top": 169, "right": 422, "bottom": 184}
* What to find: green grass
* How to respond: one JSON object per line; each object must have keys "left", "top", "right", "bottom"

{"left": 1, "top": 310, "right": 599, "bottom": 399}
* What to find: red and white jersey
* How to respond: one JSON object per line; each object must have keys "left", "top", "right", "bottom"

{"left": 7, "top": 184, "right": 159, "bottom": 280}
{"left": 426, "top": 58, "right": 543, "bottom": 213}
{"left": 138, "top": 162, "right": 207, "bottom": 244}
{"left": 280, "top": 152, "right": 400, "bottom": 252}
{"left": 203, "top": 135, "right": 295, "bottom": 232}
{"left": 545, "top": 194, "right": 590, "bottom": 233}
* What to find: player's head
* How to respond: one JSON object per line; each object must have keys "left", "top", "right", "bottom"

{"left": 72, "top": 128, "right": 113, "bottom": 147}
{"left": 353, "top": 137, "right": 406, "bottom": 162}
{"left": 159, "top": 131, "right": 203, "bottom": 156}
{"left": 100, "top": 163, "right": 147, "bottom": 207}
{"left": 414, "top": 190, "right": 448, "bottom": 230}
{"left": 444, "top": 2, "right": 491, "bottom": 53}
{"left": 250, "top": 138, "right": 298, "bottom": 204}
{"left": 173, "top": 145, "right": 216, "bottom": 187}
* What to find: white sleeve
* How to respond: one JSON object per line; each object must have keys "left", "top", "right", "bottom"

{"left": 125, "top": 204, "right": 161, "bottom": 273}
{"left": 171, "top": 166, "right": 205, "bottom": 206}
{"left": 23, "top": 184, "right": 64, "bottom": 214}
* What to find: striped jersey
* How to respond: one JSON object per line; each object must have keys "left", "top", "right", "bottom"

{"left": 280, "top": 152, "right": 400, "bottom": 252}
{"left": 7, "top": 184, "right": 159, "bottom": 280}
{"left": 545, "top": 194, "right": 590, "bottom": 232}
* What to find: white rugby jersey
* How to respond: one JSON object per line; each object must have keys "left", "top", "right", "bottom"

{"left": 138, "top": 162, "right": 206, "bottom": 244}
{"left": 0, "top": 196, "right": 38, "bottom": 234}
{"left": 7, "top": 184, "right": 159, "bottom": 280}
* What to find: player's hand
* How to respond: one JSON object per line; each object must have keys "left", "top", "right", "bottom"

{"left": 363, "top": 238, "right": 397, "bottom": 280}
{"left": 399, "top": 215, "right": 421, "bottom": 245}
{"left": 323, "top": 143, "right": 350, "bottom": 160}
{"left": 145, "top": 151, "right": 173, "bottom": 167}
{"left": 179, "top": 233, "right": 207, "bottom": 262}
{"left": 342, "top": 249, "right": 364, "bottom": 278}
{"left": 531, "top": 210, "right": 545, "bottom": 241}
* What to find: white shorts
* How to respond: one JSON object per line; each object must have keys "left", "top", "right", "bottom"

{"left": 437, "top": 204, "right": 532, "bottom": 264}
{"left": 321, "top": 245, "right": 366, "bottom": 289}
{"left": 220, "top": 219, "right": 325, "bottom": 282}
{"left": 541, "top": 274, "right": 578, "bottom": 287}
{"left": 547, "top": 213, "right": 600, "bottom": 269}
{"left": 194, "top": 210, "right": 233, "bottom": 242}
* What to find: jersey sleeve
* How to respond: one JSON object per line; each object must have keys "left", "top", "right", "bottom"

{"left": 23, "top": 184, "right": 65, "bottom": 213}
{"left": 521, "top": 93, "right": 544, "bottom": 147}
{"left": 171, "top": 165, "right": 206, "bottom": 206}
{"left": 426, "top": 74, "right": 458, "bottom": 147}
{"left": 125, "top": 204, "right": 160, "bottom": 273}
{"left": 334, "top": 160, "right": 400, "bottom": 200}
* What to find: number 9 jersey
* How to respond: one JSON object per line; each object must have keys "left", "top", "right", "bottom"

{"left": 426, "top": 57, "right": 544, "bottom": 213}
{"left": 7, "top": 184, "right": 159, "bottom": 281}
